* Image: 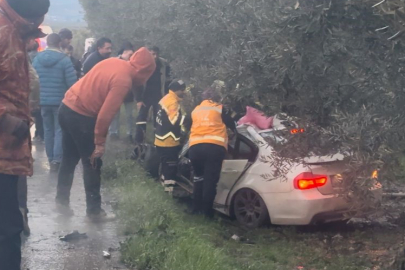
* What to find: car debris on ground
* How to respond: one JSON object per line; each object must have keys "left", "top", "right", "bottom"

{"left": 332, "top": 234, "right": 343, "bottom": 242}
{"left": 59, "top": 230, "right": 88, "bottom": 241}
{"left": 231, "top": 234, "right": 241, "bottom": 241}
{"left": 103, "top": 251, "right": 111, "bottom": 259}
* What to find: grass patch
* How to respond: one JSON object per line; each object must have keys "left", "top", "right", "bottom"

{"left": 102, "top": 148, "right": 400, "bottom": 270}
{"left": 103, "top": 160, "right": 238, "bottom": 270}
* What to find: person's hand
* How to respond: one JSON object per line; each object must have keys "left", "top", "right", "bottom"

{"left": 137, "top": 102, "right": 145, "bottom": 111}
{"left": 12, "top": 120, "right": 30, "bottom": 141}
{"left": 0, "top": 114, "right": 30, "bottom": 142}
{"left": 90, "top": 144, "right": 105, "bottom": 168}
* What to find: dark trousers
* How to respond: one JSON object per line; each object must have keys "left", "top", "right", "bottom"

{"left": 0, "top": 174, "right": 23, "bottom": 270}
{"left": 135, "top": 99, "right": 160, "bottom": 144}
{"left": 33, "top": 109, "right": 44, "bottom": 139}
{"left": 56, "top": 104, "right": 102, "bottom": 215}
{"left": 189, "top": 144, "right": 226, "bottom": 217}
{"left": 17, "top": 176, "right": 27, "bottom": 211}
{"left": 156, "top": 146, "right": 180, "bottom": 181}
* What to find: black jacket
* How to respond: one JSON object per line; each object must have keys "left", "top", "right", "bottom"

{"left": 154, "top": 104, "right": 183, "bottom": 147}
{"left": 136, "top": 58, "right": 171, "bottom": 103}
{"left": 70, "top": 56, "right": 82, "bottom": 79}
{"left": 82, "top": 51, "right": 106, "bottom": 75}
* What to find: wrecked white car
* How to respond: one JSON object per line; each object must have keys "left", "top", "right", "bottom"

{"left": 136, "top": 124, "right": 382, "bottom": 228}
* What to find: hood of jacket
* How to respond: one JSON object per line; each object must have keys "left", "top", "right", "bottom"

{"left": 129, "top": 47, "right": 156, "bottom": 87}
{"left": 0, "top": 0, "right": 46, "bottom": 39}
{"left": 36, "top": 49, "right": 67, "bottom": 68}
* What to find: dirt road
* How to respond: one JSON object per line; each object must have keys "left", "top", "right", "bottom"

{"left": 21, "top": 142, "right": 129, "bottom": 270}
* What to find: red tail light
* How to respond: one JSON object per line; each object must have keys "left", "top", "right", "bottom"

{"left": 294, "top": 172, "right": 327, "bottom": 190}
{"left": 291, "top": 128, "right": 305, "bottom": 134}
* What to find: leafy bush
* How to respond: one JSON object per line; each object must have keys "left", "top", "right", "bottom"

{"left": 70, "top": 28, "right": 92, "bottom": 59}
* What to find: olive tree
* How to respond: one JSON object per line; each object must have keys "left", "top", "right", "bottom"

{"left": 80, "top": 0, "right": 405, "bottom": 214}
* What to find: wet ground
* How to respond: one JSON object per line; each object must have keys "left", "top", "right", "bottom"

{"left": 21, "top": 141, "right": 130, "bottom": 270}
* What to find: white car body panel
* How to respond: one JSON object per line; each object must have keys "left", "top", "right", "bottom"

{"left": 216, "top": 160, "right": 249, "bottom": 207}
{"left": 210, "top": 125, "right": 382, "bottom": 225}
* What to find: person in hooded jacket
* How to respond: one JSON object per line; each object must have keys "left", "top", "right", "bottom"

{"left": 56, "top": 47, "right": 155, "bottom": 220}
{"left": 0, "top": 0, "right": 50, "bottom": 267}
{"left": 33, "top": 33, "right": 77, "bottom": 172}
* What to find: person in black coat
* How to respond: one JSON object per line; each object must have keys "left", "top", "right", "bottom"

{"left": 135, "top": 46, "right": 171, "bottom": 144}
{"left": 59, "top": 28, "right": 73, "bottom": 50}
{"left": 65, "top": 45, "right": 82, "bottom": 80}
{"left": 82, "top": 37, "right": 112, "bottom": 75}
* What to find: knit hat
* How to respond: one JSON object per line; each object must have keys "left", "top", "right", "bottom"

{"left": 6, "top": 0, "right": 50, "bottom": 19}
{"left": 169, "top": 80, "right": 186, "bottom": 91}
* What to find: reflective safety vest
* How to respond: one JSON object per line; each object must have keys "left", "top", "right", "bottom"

{"left": 154, "top": 91, "right": 184, "bottom": 147}
{"left": 189, "top": 100, "right": 228, "bottom": 149}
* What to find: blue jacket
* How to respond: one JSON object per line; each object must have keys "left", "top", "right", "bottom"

{"left": 33, "top": 48, "right": 77, "bottom": 106}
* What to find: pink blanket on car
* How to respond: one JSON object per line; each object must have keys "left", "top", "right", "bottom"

{"left": 238, "top": 106, "right": 273, "bottom": 129}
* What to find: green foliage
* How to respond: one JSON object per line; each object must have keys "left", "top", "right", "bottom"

{"left": 103, "top": 160, "right": 237, "bottom": 270}
{"left": 70, "top": 28, "right": 92, "bottom": 60}
{"left": 82, "top": 0, "right": 405, "bottom": 212}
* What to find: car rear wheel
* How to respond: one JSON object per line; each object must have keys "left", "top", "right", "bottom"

{"left": 233, "top": 189, "right": 269, "bottom": 229}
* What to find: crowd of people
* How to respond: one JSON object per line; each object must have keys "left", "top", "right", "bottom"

{"left": 0, "top": 0, "right": 236, "bottom": 269}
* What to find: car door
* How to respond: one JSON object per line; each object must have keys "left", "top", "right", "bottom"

{"left": 214, "top": 136, "right": 258, "bottom": 210}
{"left": 214, "top": 160, "right": 249, "bottom": 209}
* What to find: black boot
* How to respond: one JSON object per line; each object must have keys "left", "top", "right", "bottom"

{"left": 202, "top": 201, "right": 215, "bottom": 219}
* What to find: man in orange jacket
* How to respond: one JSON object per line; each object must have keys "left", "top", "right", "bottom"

{"left": 0, "top": 0, "right": 50, "bottom": 268}
{"left": 56, "top": 47, "right": 155, "bottom": 220}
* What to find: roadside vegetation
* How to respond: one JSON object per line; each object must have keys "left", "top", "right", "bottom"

{"left": 102, "top": 142, "right": 405, "bottom": 270}
{"left": 81, "top": 0, "right": 405, "bottom": 216}
{"left": 70, "top": 28, "right": 92, "bottom": 59}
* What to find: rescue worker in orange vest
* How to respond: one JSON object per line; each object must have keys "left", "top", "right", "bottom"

{"left": 154, "top": 80, "right": 187, "bottom": 190}
{"left": 189, "top": 88, "right": 236, "bottom": 217}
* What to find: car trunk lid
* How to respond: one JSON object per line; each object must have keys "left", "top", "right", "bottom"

{"left": 304, "top": 154, "right": 347, "bottom": 195}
